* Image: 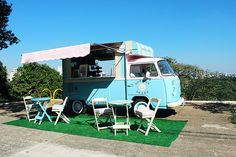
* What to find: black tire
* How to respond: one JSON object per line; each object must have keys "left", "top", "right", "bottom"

{"left": 63, "top": 100, "right": 74, "bottom": 116}
{"left": 63, "top": 100, "right": 86, "bottom": 116}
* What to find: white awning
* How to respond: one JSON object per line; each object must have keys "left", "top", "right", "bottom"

{"left": 21, "top": 43, "right": 90, "bottom": 64}
{"left": 21, "top": 41, "right": 154, "bottom": 64}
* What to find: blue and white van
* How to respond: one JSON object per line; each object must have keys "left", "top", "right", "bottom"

{"left": 61, "top": 41, "right": 184, "bottom": 114}
{"left": 21, "top": 41, "right": 184, "bottom": 114}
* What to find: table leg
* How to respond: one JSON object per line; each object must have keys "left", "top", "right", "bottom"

{"left": 126, "top": 104, "right": 129, "bottom": 135}
{"left": 34, "top": 109, "right": 40, "bottom": 124}
{"left": 34, "top": 102, "right": 43, "bottom": 124}
{"left": 34, "top": 101, "right": 52, "bottom": 124}
{"left": 40, "top": 104, "right": 52, "bottom": 123}
{"left": 111, "top": 106, "right": 117, "bottom": 136}
{"left": 111, "top": 104, "right": 130, "bottom": 136}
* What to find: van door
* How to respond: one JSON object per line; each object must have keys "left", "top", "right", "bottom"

{"left": 128, "top": 63, "right": 167, "bottom": 108}
{"left": 157, "top": 60, "right": 181, "bottom": 106}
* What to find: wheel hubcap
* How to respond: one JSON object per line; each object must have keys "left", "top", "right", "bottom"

{"left": 72, "top": 101, "right": 83, "bottom": 114}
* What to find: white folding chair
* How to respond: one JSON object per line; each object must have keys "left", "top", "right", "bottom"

{"left": 23, "top": 96, "right": 36, "bottom": 122}
{"left": 52, "top": 96, "right": 70, "bottom": 125}
{"left": 134, "top": 98, "right": 161, "bottom": 136}
{"left": 91, "top": 98, "right": 113, "bottom": 131}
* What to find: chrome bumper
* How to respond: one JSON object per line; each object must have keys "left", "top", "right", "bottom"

{"left": 167, "top": 98, "right": 185, "bottom": 108}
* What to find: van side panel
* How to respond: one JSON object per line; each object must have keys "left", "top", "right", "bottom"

{"left": 63, "top": 78, "right": 126, "bottom": 104}
{"left": 126, "top": 78, "right": 167, "bottom": 109}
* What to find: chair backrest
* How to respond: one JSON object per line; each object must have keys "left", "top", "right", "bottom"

{"left": 23, "top": 96, "right": 33, "bottom": 107}
{"left": 135, "top": 98, "right": 161, "bottom": 113}
{"left": 148, "top": 98, "right": 161, "bottom": 113}
{"left": 91, "top": 98, "right": 108, "bottom": 108}
{"left": 61, "top": 97, "right": 69, "bottom": 109}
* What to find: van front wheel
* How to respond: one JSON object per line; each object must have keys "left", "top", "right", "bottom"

{"left": 132, "top": 99, "right": 148, "bottom": 115}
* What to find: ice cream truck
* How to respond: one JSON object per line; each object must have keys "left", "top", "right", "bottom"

{"left": 21, "top": 41, "right": 184, "bottom": 114}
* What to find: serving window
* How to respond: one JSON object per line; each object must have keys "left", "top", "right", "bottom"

{"left": 70, "top": 48, "right": 116, "bottom": 78}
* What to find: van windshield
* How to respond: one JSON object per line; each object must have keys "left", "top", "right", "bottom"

{"left": 157, "top": 60, "right": 175, "bottom": 75}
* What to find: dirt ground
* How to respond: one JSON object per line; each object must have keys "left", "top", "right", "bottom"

{"left": 0, "top": 102, "right": 235, "bottom": 157}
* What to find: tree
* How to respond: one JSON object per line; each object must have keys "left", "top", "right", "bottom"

{"left": 0, "top": 61, "right": 10, "bottom": 101}
{"left": 0, "top": 0, "right": 19, "bottom": 50}
{"left": 165, "top": 57, "right": 236, "bottom": 101}
{"left": 193, "top": 75, "right": 236, "bottom": 101}
{"left": 164, "top": 57, "right": 205, "bottom": 99}
{"left": 10, "top": 63, "right": 62, "bottom": 100}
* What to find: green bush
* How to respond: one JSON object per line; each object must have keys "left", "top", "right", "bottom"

{"left": 10, "top": 63, "right": 62, "bottom": 100}
{"left": 166, "top": 57, "right": 236, "bottom": 101}
{"left": 0, "top": 61, "right": 10, "bottom": 102}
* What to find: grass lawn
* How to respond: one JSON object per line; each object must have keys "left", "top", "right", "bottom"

{"left": 4, "top": 114, "right": 187, "bottom": 147}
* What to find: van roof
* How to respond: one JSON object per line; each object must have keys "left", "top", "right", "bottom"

{"left": 127, "top": 57, "right": 164, "bottom": 64}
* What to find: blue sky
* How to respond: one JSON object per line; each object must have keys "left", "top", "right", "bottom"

{"left": 0, "top": 0, "right": 236, "bottom": 74}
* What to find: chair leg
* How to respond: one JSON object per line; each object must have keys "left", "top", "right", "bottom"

{"left": 61, "top": 113, "right": 70, "bottom": 122}
{"left": 54, "top": 112, "right": 61, "bottom": 125}
{"left": 62, "top": 114, "right": 70, "bottom": 122}
{"left": 26, "top": 109, "right": 31, "bottom": 122}
{"left": 152, "top": 123, "right": 161, "bottom": 132}
{"left": 26, "top": 114, "right": 30, "bottom": 122}
{"left": 145, "top": 123, "right": 152, "bottom": 136}
{"left": 94, "top": 115, "right": 100, "bottom": 131}
{"left": 137, "top": 119, "right": 144, "bottom": 131}
{"left": 60, "top": 114, "right": 69, "bottom": 123}
{"left": 145, "top": 117, "right": 157, "bottom": 136}
{"left": 55, "top": 112, "right": 70, "bottom": 124}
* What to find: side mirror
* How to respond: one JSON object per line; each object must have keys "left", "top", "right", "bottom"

{"left": 145, "top": 71, "right": 151, "bottom": 78}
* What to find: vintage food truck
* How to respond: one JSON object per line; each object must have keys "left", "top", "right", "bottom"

{"left": 21, "top": 41, "right": 184, "bottom": 114}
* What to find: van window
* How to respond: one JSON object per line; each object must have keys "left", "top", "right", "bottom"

{"left": 130, "top": 64, "right": 158, "bottom": 77}
{"left": 70, "top": 55, "right": 115, "bottom": 78}
{"left": 157, "top": 60, "right": 175, "bottom": 75}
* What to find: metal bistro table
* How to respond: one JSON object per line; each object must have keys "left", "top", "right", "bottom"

{"left": 32, "top": 97, "right": 52, "bottom": 124}
{"left": 109, "top": 100, "right": 133, "bottom": 136}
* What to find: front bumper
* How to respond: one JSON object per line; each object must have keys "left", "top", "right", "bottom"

{"left": 167, "top": 98, "right": 185, "bottom": 108}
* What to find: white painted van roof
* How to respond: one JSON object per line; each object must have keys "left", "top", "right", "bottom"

{"left": 128, "top": 57, "right": 164, "bottom": 64}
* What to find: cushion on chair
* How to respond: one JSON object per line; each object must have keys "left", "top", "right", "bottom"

{"left": 52, "top": 104, "right": 63, "bottom": 111}
{"left": 92, "top": 98, "right": 107, "bottom": 105}
{"left": 95, "top": 107, "right": 112, "bottom": 116}
{"left": 135, "top": 105, "right": 154, "bottom": 118}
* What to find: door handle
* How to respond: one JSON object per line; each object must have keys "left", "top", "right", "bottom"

{"left": 127, "top": 84, "right": 134, "bottom": 87}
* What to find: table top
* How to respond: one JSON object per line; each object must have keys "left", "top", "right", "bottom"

{"left": 109, "top": 100, "right": 133, "bottom": 106}
{"left": 32, "top": 97, "right": 51, "bottom": 102}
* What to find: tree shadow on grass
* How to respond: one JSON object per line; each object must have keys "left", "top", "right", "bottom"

{"left": 0, "top": 102, "right": 25, "bottom": 113}
{"left": 0, "top": 102, "right": 29, "bottom": 119}
{"left": 113, "top": 108, "right": 177, "bottom": 118}
{"left": 191, "top": 103, "right": 236, "bottom": 113}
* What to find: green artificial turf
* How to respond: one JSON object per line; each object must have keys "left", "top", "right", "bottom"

{"left": 4, "top": 114, "right": 187, "bottom": 147}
